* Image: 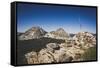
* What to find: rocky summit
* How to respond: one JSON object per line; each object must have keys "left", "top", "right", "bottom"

{"left": 44, "top": 28, "right": 69, "bottom": 39}
{"left": 18, "top": 27, "right": 47, "bottom": 40}
{"left": 73, "top": 32, "right": 96, "bottom": 49}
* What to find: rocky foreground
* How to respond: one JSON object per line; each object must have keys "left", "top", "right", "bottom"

{"left": 24, "top": 32, "right": 96, "bottom": 64}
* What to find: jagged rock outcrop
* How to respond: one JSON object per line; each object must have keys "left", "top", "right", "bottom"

{"left": 25, "top": 51, "right": 38, "bottom": 64}
{"left": 25, "top": 43, "right": 74, "bottom": 64}
{"left": 73, "top": 32, "right": 96, "bottom": 49}
{"left": 38, "top": 48, "right": 55, "bottom": 63}
{"left": 59, "top": 43, "right": 84, "bottom": 61}
{"left": 25, "top": 43, "right": 82, "bottom": 64}
{"left": 19, "top": 27, "right": 47, "bottom": 40}
{"left": 24, "top": 32, "right": 96, "bottom": 64}
{"left": 46, "top": 43, "right": 60, "bottom": 52}
{"left": 44, "top": 28, "right": 69, "bottom": 39}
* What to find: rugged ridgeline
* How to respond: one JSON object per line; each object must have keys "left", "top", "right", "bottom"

{"left": 18, "top": 27, "right": 69, "bottom": 40}
{"left": 18, "top": 27, "right": 47, "bottom": 40}
{"left": 24, "top": 31, "right": 96, "bottom": 64}
{"left": 44, "top": 28, "right": 69, "bottom": 39}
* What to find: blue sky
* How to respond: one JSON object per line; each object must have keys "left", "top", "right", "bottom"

{"left": 17, "top": 3, "right": 97, "bottom": 33}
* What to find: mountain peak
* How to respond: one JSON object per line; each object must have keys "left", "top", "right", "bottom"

{"left": 44, "top": 28, "right": 69, "bottom": 39}
{"left": 26, "top": 26, "right": 42, "bottom": 32}
{"left": 56, "top": 28, "right": 65, "bottom": 32}
{"left": 19, "top": 26, "right": 47, "bottom": 40}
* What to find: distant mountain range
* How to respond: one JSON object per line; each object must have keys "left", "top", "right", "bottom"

{"left": 17, "top": 26, "right": 96, "bottom": 40}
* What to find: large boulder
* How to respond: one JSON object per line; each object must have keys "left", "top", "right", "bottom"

{"left": 25, "top": 51, "right": 38, "bottom": 64}
{"left": 38, "top": 46, "right": 73, "bottom": 63}
{"left": 73, "top": 32, "right": 96, "bottom": 49}
{"left": 59, "top": 42, "right": 84, "bottom": 61}
{"left": 46, "top": 43, "right": 60, "bottom": 52}
{"left": 53, "top": 49, "right": 73, "bottom": 62}
{"left": 38, "top": 48, "right": 55, "bottom": 63}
